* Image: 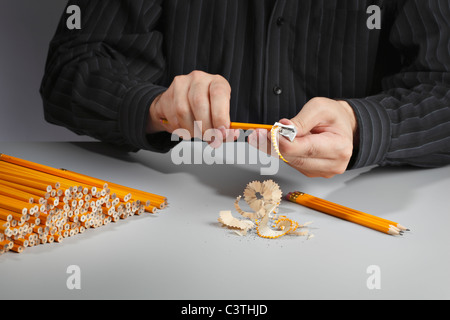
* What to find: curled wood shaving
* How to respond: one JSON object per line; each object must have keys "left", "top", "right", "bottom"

{"left": 240, "top": 179, "right": 282, "bottom": 214}
{"left": 243, "top": 181, "right": 264, "bottom": 212}
{"left": 218, "top": 180, "right": 314, "bottom": 240}
{"left": 234, "top": 196, "right": 264, "bottom": 220}
{"left": 218, "top": 210, "right": 255, "bottom": 231}
{"left": 271, "top": 126, "right": 289, "bottom": 163}
{"left": 255, "top": 204, "right": 292, "bottom": 239}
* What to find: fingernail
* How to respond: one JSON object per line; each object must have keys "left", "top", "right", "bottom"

{"left": 247, "top": 132, "right": 257, "bottom": 146}
{"left": 233, "top": 129, "right": 240, "bottom": 141}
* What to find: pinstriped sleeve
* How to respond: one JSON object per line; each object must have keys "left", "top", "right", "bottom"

{"left": 40, "top": 0, "right": 174, "bottom": 152}
{"left": 346, "top": 0, "right": 450, "bottom": 169}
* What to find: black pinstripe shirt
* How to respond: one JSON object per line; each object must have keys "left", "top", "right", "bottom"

{"left": 40, "top": 0, "right": 450, "bottom": 169}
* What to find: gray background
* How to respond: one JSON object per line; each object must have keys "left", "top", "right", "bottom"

{"left": 0, "top": 0, "right": 93, "bottom": 142}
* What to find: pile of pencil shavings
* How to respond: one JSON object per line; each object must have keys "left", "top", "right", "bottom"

{"left": 0, "top": 154, "right": 167, "bottom": 255}
{"left": 218, "top": 180, "right": 314, "bottom": 240}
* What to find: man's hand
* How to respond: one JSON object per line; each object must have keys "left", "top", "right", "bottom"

{"left": 249, "top": 97, "right": 358, "bottom": 178}
{"left": 146, "top": 70, "right": 238, "bottom": 148}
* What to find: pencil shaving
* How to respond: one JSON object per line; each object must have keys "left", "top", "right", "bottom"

{"left": 255, "top": 204, "right": 291, "bottom": 239}
{"left": 218, "top": 210, "right": 255, "bottom": 231}
{"left": 234, "top": 196, "right": 263, "bottom": 220}
{"left": 219, "top": 180, "right": 313, "bottom": 240}
{"left": 271, "top": 126, "right": 289, "bottom": 163}
{"left": 239, "top": 179, "right": 282, "bottom": 216}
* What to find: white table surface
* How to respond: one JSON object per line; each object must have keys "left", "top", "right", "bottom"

{"left": 0, "top": 141, "right": 449, "bottom": 300}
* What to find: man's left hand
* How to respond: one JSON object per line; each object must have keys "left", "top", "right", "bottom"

{"left": 248, "top": 97, "right": 358, "bottom": 178}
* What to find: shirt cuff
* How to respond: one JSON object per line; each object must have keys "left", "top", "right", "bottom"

{"left": 344, "top": 97, "right": 392, "bottom": 169}
{"left": 120, "top": 83, "right": 178, "bottom": 153}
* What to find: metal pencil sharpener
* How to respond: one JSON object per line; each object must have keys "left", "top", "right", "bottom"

{"left": 273, "top": 122, "right": 297, "bottom": 142}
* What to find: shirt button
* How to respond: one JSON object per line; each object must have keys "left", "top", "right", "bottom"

{"left": 273, "top": 86, "right": 282, "bottom": 95}
{"left": 276, "top": 17, "right": 285, "bottom": 26}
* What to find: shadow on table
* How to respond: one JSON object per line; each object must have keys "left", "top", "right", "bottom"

{"left": 69, "top": 141, "right": 303, "bottom": 199}
{"left": 324, "top": 164, "right": 449, "bottom": 218}
{"left": 69, "top": 141, "right": 449, "bottom": 215}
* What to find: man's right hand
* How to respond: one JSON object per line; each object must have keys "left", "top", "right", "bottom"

{"left": 146, "top": 70, "right": 237, "bottom": 148}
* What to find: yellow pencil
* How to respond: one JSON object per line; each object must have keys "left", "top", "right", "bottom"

{"left": 286, "top": 191, "right": 409, "bottom": 235}
{"left": 160, "top": 118, "right": 273, "bottom": 131}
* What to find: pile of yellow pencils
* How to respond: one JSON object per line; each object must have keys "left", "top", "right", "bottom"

{"left": 0, "top": 154, "right": 167, "bottom": 255}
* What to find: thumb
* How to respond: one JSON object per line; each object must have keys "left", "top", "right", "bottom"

{"left": 278, "top": 110, "right": 318, "bottom": 138}
{"left": 287, "top": 99, "right": 335, "bottom": 136}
